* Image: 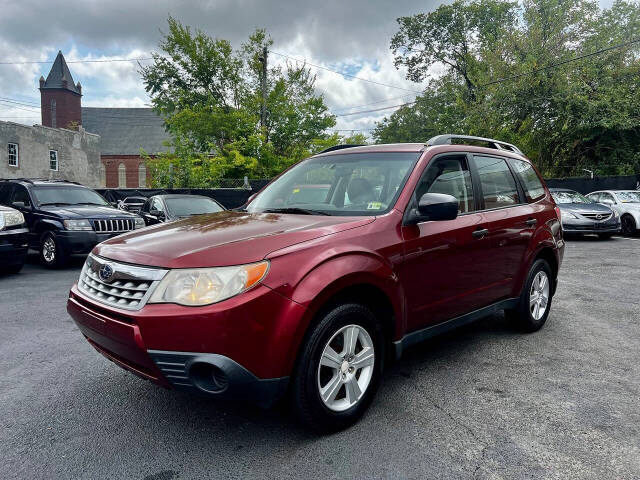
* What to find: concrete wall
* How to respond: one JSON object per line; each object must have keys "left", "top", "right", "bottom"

{"left": 0, "top": 121, "right": 102, "bottom": 188}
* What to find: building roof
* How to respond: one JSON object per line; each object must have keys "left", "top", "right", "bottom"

{"left": 41, "top": 51, "right": 81, "bottom": 94}
{"left": 81, "top": 107, "right": 171, "bottom": 156}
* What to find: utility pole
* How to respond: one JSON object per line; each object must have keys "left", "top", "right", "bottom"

{"left": 259, "top": 45, "right": 268, "bottom": 130}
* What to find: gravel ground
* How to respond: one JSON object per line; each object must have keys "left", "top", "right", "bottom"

{"left": 1, "top": 236, "right": 639, "bottom": 480}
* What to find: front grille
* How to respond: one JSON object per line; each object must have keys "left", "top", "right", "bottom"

{"left": 581, "top": 212, "right": 612, "bottom": 221}
{"left": 92, "top": 218, "right": 135, "bottom": 233}
{"left": 77, "top": 254, "right": 167, "bottom": 311}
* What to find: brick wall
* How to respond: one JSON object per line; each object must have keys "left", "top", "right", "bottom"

{"left": 40, "top": 89, "right": 81, "bottom": 129}
{"left": 102, "top": 155, "right": 150, "bottom": 188}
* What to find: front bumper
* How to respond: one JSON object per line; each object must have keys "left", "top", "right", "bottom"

{"left": 57, "top": 230, "right": 131, "bottom": 255}
{"left": 0, "top": 227, "right": 29, "bottom": 266}
{"left": 67, "top": 282, "right": 306, "bottom": 408}
{"left": 561, "top": 218, "right": 620, "bottom": 234}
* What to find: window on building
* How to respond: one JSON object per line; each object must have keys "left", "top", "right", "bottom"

{"left": 51, "top": 99, "right": 57, "bottom": 128}
{"left": 49, "top": 150, "right": 58, "bottom": 171}
{"left": 138, "top": 164, "right": 146, "bottom": 188}
{"left": 8, "top": 143, "right": 18, "bottom": 167}
{"left": 118, "top": 163, "right": 127, "bottom": 188}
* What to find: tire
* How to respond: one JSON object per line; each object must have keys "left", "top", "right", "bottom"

{"left": 40, "top": 232, "right": 68, "bottom": 268}
{"left": 505, "top": 259, "right": 554, "bottom": 333}
{"left": 621, "top": 214, "right": 637, "bottom": 237}
{"left": 292, "top": 303, "right": 384, "bottom": 433}
{"left": 598, "top": 233, "right": 613, "bottom": 240}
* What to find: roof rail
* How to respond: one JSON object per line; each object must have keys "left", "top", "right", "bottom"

{"left": 426, "top": 134, "right": 522, "bottom": 154}
{"left": 318, "top": 144, "right": 365, "bottom": 154}
{"left": 0, "top": 178, "right": 34, "bottom": 184}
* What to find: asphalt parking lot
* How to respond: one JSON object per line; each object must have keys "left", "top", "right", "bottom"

{"left": 1, "top": 237, "right": 640, "bottom": 480}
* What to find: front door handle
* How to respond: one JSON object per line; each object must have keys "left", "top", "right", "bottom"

{"left": 525, "top": 218, "right": 537, "bottom": 226}
{"left": 472, "top": 228, "right": 489, "bottom": 238}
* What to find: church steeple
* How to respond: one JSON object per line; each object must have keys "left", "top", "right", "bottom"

{"left": 39, "top": 51, "right": 82, "bottom": 128}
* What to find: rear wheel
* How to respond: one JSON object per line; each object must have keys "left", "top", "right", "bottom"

{"left": 41, "top": 232, "right": 68, "bottom": 268}
{"left": 621, "top": 214, "right": 637, "bottom": 236}
{"left": 506, "top": 259, "right": 554, "bottom": 332}
{"left": 292, "top": 303, "right": 384, "bottom": 432}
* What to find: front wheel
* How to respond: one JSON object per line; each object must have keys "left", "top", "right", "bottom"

{"left": 621, "top": 215, "right": 637, "bottom": 236}
{"left": 506, "top": 259, "right": 554, "bottom": 332}
{"left": 292, "top": 303, "right": 384, "bottom": 432}
{"left": 41, "top": 232, "right": 68, "bottom": 268}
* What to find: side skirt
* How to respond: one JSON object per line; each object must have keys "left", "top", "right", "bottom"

{"left": 393, "top": 298, "right": 519, "bottom": 359}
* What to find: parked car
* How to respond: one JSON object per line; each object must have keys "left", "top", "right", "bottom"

{"left": 0, "top": 179, "right": 145, "bottom": 268}
{"left": 586, "top": 190, "right": 640, "bottom": 236}
{"left": 0, "top": 204, "right": 29, "bottom": 274}
{"left": 67, "top": 135, "right": 564, "bottom": 432}
{"left": 549, "top": 188, "right": 620, "bottom": 239}
{"left": 140, "top": 194, "right": 225, "bottom": 225}
{"left": 117, "top": 196, "right": 147, "bottom": 214}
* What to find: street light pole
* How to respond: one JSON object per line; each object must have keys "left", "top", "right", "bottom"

{"left": 259, "top": 46, "right": 268, "bottom": 130}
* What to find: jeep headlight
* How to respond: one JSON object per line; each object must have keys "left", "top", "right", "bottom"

{"left": 63, "top": 219, "right": 93, "bottom": 231}
{"left": 148, "top": 261, "right": 269, "bottom": 306}
{"left": 134, "top": 216, "right": 145, "bottom": 229}
{"left": 0, "top": 210, "right": 25, "bottom": 230}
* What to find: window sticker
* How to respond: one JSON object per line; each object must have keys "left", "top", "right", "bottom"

{"left": 367, "top": 201, "right": 383, "bottom": 210}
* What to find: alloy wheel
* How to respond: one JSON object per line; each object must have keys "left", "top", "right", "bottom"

{"left": 621, "top": 216, "right": 635, "bottom": 236}
{"left": 317, "top": 324, "right": 375, "bottom": 412}
{"left": 529, "top": 271, "right": 550, "bottom": 321}
{"left": 42, "top": 236, "right": 56, "bottom": 263}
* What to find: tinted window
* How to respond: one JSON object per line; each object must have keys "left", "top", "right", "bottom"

{"left": 415, "top": 156, "right": 475, "bottom": 213}
{"left": 12, "top": 185, "right": 32, "bottom": 207}
{"left": 510, "top": 159, "right": 545, "bottom": 202}
{"left": 164, "top": 197, "right": 223, "bottom": 216}
{"left": 474, "top": 156, "right": 520, "bottom": 209}
{"left": 31, "top": 186, "right": 108, "bottom": 206}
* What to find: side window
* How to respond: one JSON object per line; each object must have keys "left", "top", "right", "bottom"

{"left": 587, "top": 193, "right": 600, "bottom": 202}
{"left": 11, "top": 185, "right": 32, "bottom": 207}
{"left": 415, "top": 156, "right": 475, "bottom": 213}
{"left": 510, "top": 158, "right": 545, "bottom": 203}
{"left": 474, "top": 156, "right": 520, "bottom": 209}
{"left": 600, "top": 192, "right": 615, "bottom": 205}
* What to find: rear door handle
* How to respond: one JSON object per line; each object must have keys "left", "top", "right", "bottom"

{"left": 525, "top": 218, "right": 537, "bottom": 226}
{"left": 472, "top": 228, "right": 489, "bottom": 238}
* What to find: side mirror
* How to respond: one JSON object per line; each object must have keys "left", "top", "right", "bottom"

{"left": 12, "top": 201, "right": 26, "bottom": 209}
{"left": 407, "top": 193, "right": 458, "bottom": 225}
{"left": 150, "top": 209, "right": 165, "bottom": 220}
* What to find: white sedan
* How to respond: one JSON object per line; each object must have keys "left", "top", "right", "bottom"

{"left": 586, "top": 190, "right": 640, "bottom": 236}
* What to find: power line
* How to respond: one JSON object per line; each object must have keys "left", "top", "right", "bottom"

{"left": 0, "top": 101, "right": 41, "bottom": 113}
{"left": 269, "top": 50, "right": 423, "bottom": 93}
{"left": 478, "top": 38, "right": 640, "bottom": 87}
{"left": 0, "top": 57, "right": 154, "bottom": 65}
{"left": 336, "top": 101, "right": 417, "bottom": 117}
{"left": 332, "top": 92, "right": 416, "bottom": 114}
{"left": 0, "top": 96, "right": 40, "bottom": 107}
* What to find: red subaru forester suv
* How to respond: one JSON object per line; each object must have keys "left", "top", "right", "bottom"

{"left": 67, "top": 135, "right": 564, "bottom": 432}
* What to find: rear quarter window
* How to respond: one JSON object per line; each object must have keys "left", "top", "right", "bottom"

{"left": 510, "top": 159, "right": 545, "bottom": 203}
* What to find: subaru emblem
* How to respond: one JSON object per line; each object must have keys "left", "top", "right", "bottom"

{"left": 99, "top": 263, "right": 114, "bottom": 282}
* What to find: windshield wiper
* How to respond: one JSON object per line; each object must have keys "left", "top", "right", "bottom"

{"left": 75, "top": 202, "right": 107, "bottom": 206}
{"left": 262, "top": 207, "right": 330, "bottom": 216}
{"left": 40, "top": 202, "right": 73, "bottom": 206}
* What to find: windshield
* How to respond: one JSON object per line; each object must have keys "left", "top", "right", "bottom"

{"left": 616, "top": 191, "right": 640, "bottom": 203}
{"left": 551, "top": 191, "right": 593, "bottom": 204}
{"left": 246, "top": 152, "right": 420, "bottom": 216}
{"left": 32, "top": 186, "right": 109, "bottom": 206}
{"left": 165, "top": 197, "right": 223, "bottom": 216}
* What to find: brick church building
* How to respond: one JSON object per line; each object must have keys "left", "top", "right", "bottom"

{"left": 39, "top": 51, "right": 170, "bottom": 187}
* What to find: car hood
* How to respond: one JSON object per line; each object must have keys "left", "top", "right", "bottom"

{"left": 556, "top": 202, "right": 612, "bottom": 214}
{"left": 40, "top": 205, "right": 138, "bottom": 219}
{"left": 94, "top": 210, "right": 374, "bottom": 268}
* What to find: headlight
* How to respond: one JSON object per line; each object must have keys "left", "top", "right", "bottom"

{"left": 148, "top": 261, "right": 269, "bottom": 306}
{"left": 134, "top": 216, "right": 146, "bottom": 229}
{"left": 0, "top": 210, "right": 25, "bottom": 230}
{"left": 561, "top": 210, "right": 577, "bottom": 220}
{"left": 63, "top": 219, "right": 93, "bottom": 231}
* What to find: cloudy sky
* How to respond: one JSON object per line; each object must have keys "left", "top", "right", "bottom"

{"left": 0, "top": 0, "right": 614, "bottom": 136}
